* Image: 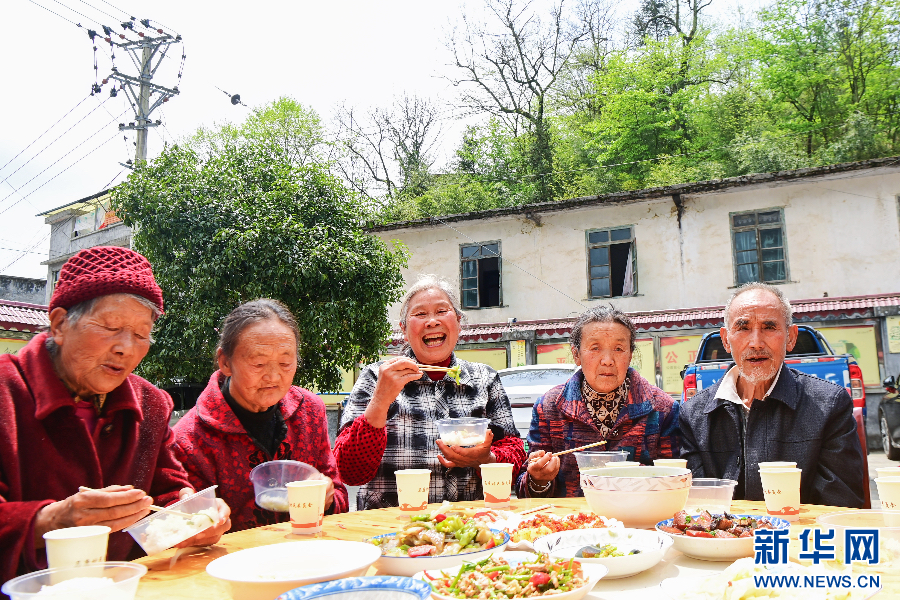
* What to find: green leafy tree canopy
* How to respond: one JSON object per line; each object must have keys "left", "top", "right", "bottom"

{"left": 112, "top": 138, "right": 408, "bottom": 392}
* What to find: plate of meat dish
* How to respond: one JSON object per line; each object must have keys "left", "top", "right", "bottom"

{"left": 655, "top": 510, "right": 789, "bottom": 561}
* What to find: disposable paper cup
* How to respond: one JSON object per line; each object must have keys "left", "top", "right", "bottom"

{"left": 875, "top": 477, "right": 900, "bottom": 522}
{"left": 654, "top": 459, "right": 688, "bottom": 468}
{"left": 759, "top": 468, "right": 801, "bottom": 521}
{"left": 481, "top": 463, "right": 513, "bottom": 508}
{"left": 43, "top": 525, "right": 110, "bottom": 582}
{"left": 605, "top": 461, "right": 642, "bottom": 468}
{"left": 395, "top": 469, "right": 430, "bottom": 512}
{"left": 875, "top": 467, "right": 900, "bottom": 479}
{"left": 757, "top": 461, "right": 797, "bottom": 470}
{"left": 287, "top": 480, "right": 327, "bottom": 534}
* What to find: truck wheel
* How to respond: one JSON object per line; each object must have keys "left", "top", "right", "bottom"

{"left": 881, "top": 413, "right": 900, "bottom": 460}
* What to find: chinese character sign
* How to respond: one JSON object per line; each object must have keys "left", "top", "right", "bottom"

{"left": 754, "top": 530, "right": 790, "bottom": 565}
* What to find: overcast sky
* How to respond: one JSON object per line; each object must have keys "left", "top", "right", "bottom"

{"left": 1, "top": 0, "right": 758, "bottom": 282}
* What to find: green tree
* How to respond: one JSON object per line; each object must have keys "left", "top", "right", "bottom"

{"left": 112, "top": 140, "right": 408, "bottom": 392}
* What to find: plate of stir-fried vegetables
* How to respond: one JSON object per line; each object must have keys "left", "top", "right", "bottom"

{"left": 416, "top": 553, "right": 607, "bottom": 600}
{"left": 368, "top": 511, "right": 510, "bottom": 576}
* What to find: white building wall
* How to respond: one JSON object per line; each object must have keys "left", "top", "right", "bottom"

{"left": 374, "top": 168, "right": 900, "bottom": 325}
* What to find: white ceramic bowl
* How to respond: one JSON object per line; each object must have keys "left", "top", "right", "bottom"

{"left": 1, "top": 562, "right": 146, "bottom": 600}
{"left": 205, "top": 540, "right": 381, "bottom": 600}
{"left": 415, "top": 556, "right": 607, "bottom": 600}
{"left": 655, "top": 514, "right": 790, "bottom": 561}
{"left": 371, "top": 530, "right": 510, "bottom": 577}
{"left": 533, "top": 528, "right": 673, "bottom": 579}
{"left": 582, "top": 485, "right": 690, "bottom": 529}
{"left": 580, "top": 466, "right": 691, "bottom": 492}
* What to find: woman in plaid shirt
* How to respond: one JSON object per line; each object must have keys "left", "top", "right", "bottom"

{"left": 334, "top": 275, "right": 526, "bottom": 510}
{"left": 517, "top": 305, "right": 680, "bottom": 498}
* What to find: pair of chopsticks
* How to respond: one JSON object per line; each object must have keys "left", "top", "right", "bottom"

{"left": 78, "top": 486, "right": 193, "bottom": 518}
{"left": 517, "top": 504, "right": 554, "bottom": 516}
{"left": 415, "top": 363, "right": 454, "bottom": 371}
{"left": 529, "top": 440, "right": 607, "bottom": 463}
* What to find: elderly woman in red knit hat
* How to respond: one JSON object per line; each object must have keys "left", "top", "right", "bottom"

{"left": 0, "top": 246, "right": 230, "bottom": 586}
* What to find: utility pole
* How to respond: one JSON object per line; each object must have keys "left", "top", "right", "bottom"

{"left": 94, "top": 19, "right": 184, "bottom": 163}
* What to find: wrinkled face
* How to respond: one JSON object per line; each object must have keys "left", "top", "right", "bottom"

{"left": 572, "top": 321, "right": 633, "bottom": 394}
{"left": 400, "top": 288, "right": 461, "bottom": 365}
{"left": 219, "top": 318, "right": 298, "bottom": 412}
{"left": 51, "top": 294, "right": 155, "bottom": 397}
{"left": 721, "top": 289, "right": 798, "bottom": 386}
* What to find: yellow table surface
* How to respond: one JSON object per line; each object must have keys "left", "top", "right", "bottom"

{"left": 133, "top": 498, "right": 898, "bottom": 599}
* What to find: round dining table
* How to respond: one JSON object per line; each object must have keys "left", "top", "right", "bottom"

{"left": 131, "top": 498, "right": 893, "bottom": 599}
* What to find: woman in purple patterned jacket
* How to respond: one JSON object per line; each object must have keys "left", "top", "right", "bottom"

{"left": 515, "top": 305, "right": 680, "bottom": 498}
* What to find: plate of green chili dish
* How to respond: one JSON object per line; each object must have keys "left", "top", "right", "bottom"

{"left": 414, "top": 552, "right": 607, "bottom": 599}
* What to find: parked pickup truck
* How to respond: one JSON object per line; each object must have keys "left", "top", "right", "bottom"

{"left": 680, "top": 325, "right": 866, "bottom": 416}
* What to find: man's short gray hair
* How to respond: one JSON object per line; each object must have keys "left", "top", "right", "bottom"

{"left": 570, "top": 304, "right": 636, "bottom": 353}
{"left": 45, "top": 293, "right": 161, "bottom": 356}
{"left": 399, "top": 274, "right": 467, "bottom": 328}
{"left": 724, "top": 282, "right": 793, "bottom": 328}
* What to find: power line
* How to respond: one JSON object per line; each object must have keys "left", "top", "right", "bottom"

{"left": 0, "top": 245, "right": 47, "bottom": 256}
{"left": 46, "top": 0, "right": 104, "bottom": 28}
{"left": 0, "top": 231, "right": 51, "bottom": 272}
{"left": 0, "top": 123, "right": 125, "bottom": 215}
{"left": 0, "top": 94, "right": 91, "bottom": 175}
{"left": 24, "top": 0, "right": 82, "bottom": 26}
{"left": 0, "top": 97, "right": 110, "bottom": 189}
{"left": 73, "top": 0, "right": 120, "bottom": 23}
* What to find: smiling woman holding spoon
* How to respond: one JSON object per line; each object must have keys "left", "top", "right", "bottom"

{"left": 333, "top": 275, "right": 526, "bottom": 510}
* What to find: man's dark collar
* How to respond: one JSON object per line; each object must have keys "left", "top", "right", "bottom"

{"left": 703, "top": 363, "right": 799, "bottom": 413}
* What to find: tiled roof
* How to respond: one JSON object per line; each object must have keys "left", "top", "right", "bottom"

{"left": 0, "top": 300, "right": 49, "bottom": 332}
{"left": 388, "top": 292, "right": 900, "bottom": 345}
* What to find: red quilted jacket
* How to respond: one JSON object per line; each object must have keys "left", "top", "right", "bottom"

{"left": 172, "top": 371, "right": 348, "bottom": 532}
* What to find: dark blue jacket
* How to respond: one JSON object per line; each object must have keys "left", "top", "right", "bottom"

{"left": 680, "top": 364, "right": 865, "bottom": 508}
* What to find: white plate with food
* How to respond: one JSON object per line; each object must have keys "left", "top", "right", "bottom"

{"left": 660, "top": 557, "right": 880, "bottom": 599}
{"left": 205, "top": 540, "right": 381, "bottom": 600}
{"left": 500, "top": 512, "right": 623, "bottom": 550}
{"left": 414, "top": 552, "right": 607, "bottom": 600}
{"left": 368, "top": 510, "right": 510, "bottom": 577}
{"left": 533, "top": 528, "right": 673, "bottom": 579}
{"left": 656, "top": 511, "right": 789, "bottom": 561}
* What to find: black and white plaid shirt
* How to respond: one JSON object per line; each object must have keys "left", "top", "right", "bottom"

{"left": 338, "top": 350, "right": 521, "bottom": 510}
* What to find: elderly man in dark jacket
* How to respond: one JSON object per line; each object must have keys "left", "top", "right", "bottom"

{"left": 680, "top": 282, "right": 865, "bottom": 508}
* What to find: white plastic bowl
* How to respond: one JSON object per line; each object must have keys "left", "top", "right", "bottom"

{"left": 1, "top": 562, "right": 146, "bottom": 600}
{"left": 573, "top": 451, "right": 629, "bottom": 471}
{"left": 123, "top": 485, "right": 218, "bottom": 555}
{"left": 583, "top": 485, "right": 690, "bottom": 529}
{"left": 435, "top": 418, "right": 489, "bottom": 447}
{"left": 206, "top": 540, "right": 381, "bottom": 600}
{"left": 250, "top": 460, "right": 320, "bottom": 513}
{"left": 655, "top": 514, "right": 790, "bottom": 561}
{"left": 580, "top": 466, "right": 691, "bottom": 492}
{"left": 534, "top": 528, "right": 673, "bottom": 579}
{"left": 371, "top": 529, "right": 510, "bottom": 577}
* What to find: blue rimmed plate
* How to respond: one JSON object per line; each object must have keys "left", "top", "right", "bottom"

{"left": 277, "top": 576, "right": 432, "bottom": 599}
{"left": 655, "top": 514, "right": 790, "bottom": 561}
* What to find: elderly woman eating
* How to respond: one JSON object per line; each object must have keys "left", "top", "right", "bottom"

{"left": 173, "top": 299, "right": 348, "bottom": 531}
{"left": 515, "top": 305, "right": 680, "bottom": 498}
{"left": 0, "top": 246, "right": 230, "bottom": 586}
{"left": 333, "top": 275, "right": 526, "bottom": 510}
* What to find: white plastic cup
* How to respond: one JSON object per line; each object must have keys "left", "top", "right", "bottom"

{"left": 654, "top": 458, "right": 688, "bottom": 468}
{"left": 875, "top": 477, "right": 900, "bottom": 523}
{"left": 757, "top": 461, "right": 797, "bottom": 470}
{"left": 43, "top": 525, "right": 110, "bottom": 583}
{"left": 395, "top": 469, "right": 431, "bottom": 512}
{"left": 759, "top": 468, "right": 801, "bottom": 521}
{"left": 875, "top": 467, "right": 900, "bottom": 479}
{"left": 287, "top": 480, "right": 327, "bottom": 534}
{"left": 481, "top": 463, "right": 513, "bottom": 508}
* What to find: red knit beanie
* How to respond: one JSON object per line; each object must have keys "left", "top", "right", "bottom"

{"left": 49, "top": 246, "right": 164, "bottom": 313}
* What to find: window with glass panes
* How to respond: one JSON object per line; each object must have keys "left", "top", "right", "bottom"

{"left": 460, "top": 242, "right": 502, "bottom": 309}
{"left": 730, "top": 209, "right": 788, "bottom": 285}
{"left": 586, "top": 226, "right": 637, "bottom": 298}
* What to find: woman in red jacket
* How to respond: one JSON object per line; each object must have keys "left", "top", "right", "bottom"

{"left": 172, "top": 299, "right": 348, "bottom": 532}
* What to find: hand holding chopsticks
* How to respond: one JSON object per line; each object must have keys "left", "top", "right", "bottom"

{"left": 527, "top": 440, "right": 607, "bottom": 464}
{"left": 78, "top": 486, "right": 192, "bottom": 519}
